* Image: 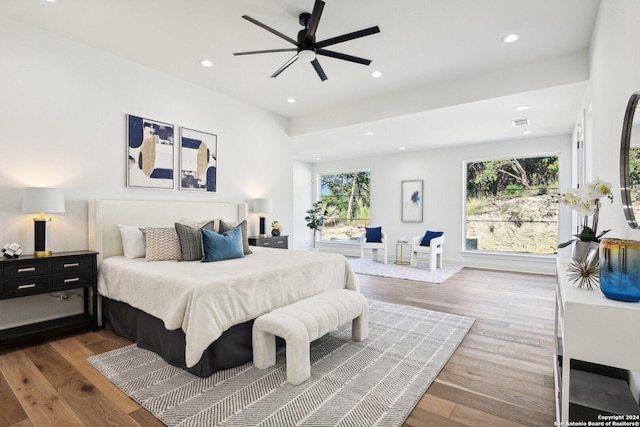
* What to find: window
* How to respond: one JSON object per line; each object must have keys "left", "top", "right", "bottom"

{"left": 319, "top": 171, "right": 370, "bottom": 243}
{"left": 465, "top": 156, "right": 559, "bottom": 255}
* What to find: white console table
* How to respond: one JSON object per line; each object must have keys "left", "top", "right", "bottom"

{"left": 555, "top": 258, "right": 640, "bottom": 423}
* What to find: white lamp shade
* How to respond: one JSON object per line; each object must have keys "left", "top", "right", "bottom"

{"left": 22, "top": 187, "right": 66, "bottom": 214}
{"left": 252, "top": 198, "right": 273, "bottom": 214}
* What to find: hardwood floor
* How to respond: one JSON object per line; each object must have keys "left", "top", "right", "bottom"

{"left": 0, "top": 267, "right": 556, "bottom": 426}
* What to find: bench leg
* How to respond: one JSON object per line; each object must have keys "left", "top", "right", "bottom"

{"left": 352, "top": 312, "right": 369, "bottom": 342}
{"left": 252, "top": 327, "right": 276, "bottom": 370}
{"left": 286, "top": 331, "right": 311, "bottom": 385}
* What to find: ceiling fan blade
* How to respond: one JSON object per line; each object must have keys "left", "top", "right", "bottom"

{"left": 306, "top": 0, "right": 325, "bottom": 40}
{"left": 242, "top": 15, "right": 298, "bottom": 46}
{"left": 316, "top": 49, "right": 372, "bottom": 65}
{"left": 311, "top": 58, "right": 328, "bottom": 81}
{"left": 315, "top": 26, "right": 380, "bottom": 49}
{"left": 270, "top": 54, "right": 299, "bottom": 78}
{"left": 233, "top": 48, "right": 298, "bottom": 56}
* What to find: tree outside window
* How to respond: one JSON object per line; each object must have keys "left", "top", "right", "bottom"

{"left": 319, "top": 171, "right": 370, "bottom": 242}
{"left": 465, "top": 156, "right": 559, "bottom": 254}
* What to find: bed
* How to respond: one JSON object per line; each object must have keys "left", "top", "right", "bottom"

{"left": 88, "top": 200, "right": 358, "bottom": 377}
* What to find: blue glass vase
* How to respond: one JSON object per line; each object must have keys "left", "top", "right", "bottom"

{"left": 599, "top": 239, "right": 640, "bottom": 302}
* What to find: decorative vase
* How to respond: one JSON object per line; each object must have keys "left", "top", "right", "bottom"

{"left": 599, "top": 238, "right": 640, "bottom": 302}
{"left": 271, "top": 229, "right": 281, "bottom": 236}
{"left": 571, "top": 240, "right": 597, "bottom": 261}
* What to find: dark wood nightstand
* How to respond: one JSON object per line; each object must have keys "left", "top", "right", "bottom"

{"left": 0, "top": 250, "right": 98, "bottom": 345}
{"left": 248, "top": 235, "right": 288, "bottom": 249}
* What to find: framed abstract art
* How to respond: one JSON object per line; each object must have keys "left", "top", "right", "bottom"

{"left": 127, "top": 114, "right": 175, "bottom": 189}
{"left": 401, "top": 180, "right": 423, "bottom": 222}
{"left": 179, "top": 127, "right": 217, "bottom": 192}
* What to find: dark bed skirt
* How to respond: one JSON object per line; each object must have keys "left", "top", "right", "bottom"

{"left": 102, "top": 297, "right": 255, "bottom": 377}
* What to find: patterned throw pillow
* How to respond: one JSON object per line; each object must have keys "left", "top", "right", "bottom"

{"left": 175, "top": 221, "right": 216, "bottom": 261}
{"left": 144, "top": 227, "right": 181, "bottom": 261}
{"left": 219, "top": 220, "right": 252, "bottom": 255}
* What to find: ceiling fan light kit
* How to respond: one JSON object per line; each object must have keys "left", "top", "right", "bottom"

{"left": 233, "top": 0, "right": 380, "bottom": 81}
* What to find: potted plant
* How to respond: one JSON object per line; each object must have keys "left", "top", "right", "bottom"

{"left": 271, "top": 220, "right": 282, "bottom": 236}
{"left": 558, "top": 177, "right": 613, "bottom": 259}
{"left": 305, "top": 201, "right": 328, "bottom": 249}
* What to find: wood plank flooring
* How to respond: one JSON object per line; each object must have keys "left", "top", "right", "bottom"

{"left": 0, "top": 267, "right": 556, "bottom": 426}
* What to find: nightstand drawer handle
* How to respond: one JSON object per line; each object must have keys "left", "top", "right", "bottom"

{"left": 263, "top": 242, "right": 271, "bottom": 246}
{"left": 64, "top": 263, "right": 80, "bottom": 268}
{"left": 17, "top": 267, "right": 36, "bottom": 273}
{"left": 64, "top": 278, "right": 80, "bottom": 283}
{"left": 18, "top": 284, "right": 36, "bottom": 290}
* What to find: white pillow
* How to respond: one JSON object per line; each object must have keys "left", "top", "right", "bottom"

{"left": 118, "top": 224, "right": 146, "bottom": 259}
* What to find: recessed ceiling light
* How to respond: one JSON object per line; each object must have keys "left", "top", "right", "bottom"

{"left": 287, "top": 98, "right": 297, "bottom": 104}
{"left": 371, "top": 71, "right": 383, "bottom": 78}
{"left": 45, "top": 0, "right": 56, "bottom": 2}
{"left": 315, "top": 157, "right": 321, "bottom": 161}
{"left": 199, "top": 59, "right": 213, "bottom": 67}
{"left": 365, "top": 131, "right": 374, "bottom": 136}
{"left": 523, "top": 131, "right": 532, "bottom": 135}
{"left": 514, "top": 105, "right": 529, "bottom": 111}
{"left": 399, "top": 147, "right": 406, "bottom": 150}
{"left": 502, "top": 34, "right": 519, "bottom": 43}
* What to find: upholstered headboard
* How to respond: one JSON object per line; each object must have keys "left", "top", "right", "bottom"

{"left": 88, "top": 199, "right": 248, "bottom": 264}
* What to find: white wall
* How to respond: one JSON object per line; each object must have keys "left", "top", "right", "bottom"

{"left": 0, "top": 17, "right": 293, "bottom": 328}
{"left": 586, "top": 0, "right": 640, "bottom": 401}
{"left": 292, "top": 160, "right": 313, "bottom": 250}
{"left": 314, "top": 134, "right": 573, "bottom": 274}
{"left": 588, "top": 0, "right": 640, "bottom": 240}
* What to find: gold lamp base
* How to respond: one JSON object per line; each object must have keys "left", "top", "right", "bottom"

{"left": 34, "top": 250, "right": 53, "bottom": 257}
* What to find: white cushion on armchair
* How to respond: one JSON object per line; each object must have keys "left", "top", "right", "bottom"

{"left": 360, "top": 232, "right": 388, "bottom": 264}
{"left": 410, "top": 234, "right": 444, "bottom": 272}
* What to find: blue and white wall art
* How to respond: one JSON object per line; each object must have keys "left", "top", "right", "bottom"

{"left": 180, "top": 127, "right": 217, "bottom": 192}
{"left": 127, "top": 114, "right": 175, "bottom": 189}
{"left": 402, "top": 180, "right": 423, "bottom": 222}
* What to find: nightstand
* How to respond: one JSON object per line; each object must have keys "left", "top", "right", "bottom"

{"left": 0, "top": 250, "right": 98, "bottom": 345}
{"left": 248, "top": 235, "right": 288, "bottom": 249}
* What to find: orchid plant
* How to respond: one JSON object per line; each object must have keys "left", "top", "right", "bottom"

{"left": 558, "top": 177, "right": 614, "bottom": 249}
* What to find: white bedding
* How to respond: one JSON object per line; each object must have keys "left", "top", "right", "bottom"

{"left": 98, "top": 247, "right": 358, "bottom": 367}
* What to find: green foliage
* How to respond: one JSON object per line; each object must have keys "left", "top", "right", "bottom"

{"left": 504, "top": 184, "right": 525, "bottom": 197}
{"left": 304, "top": 201, "right": 328, "bottom": 231}
{"left": 320, "top": 172, "right": 370, "bottom": 222}
{"left": 467, "top": 156, "right": 559, "bottom": 198}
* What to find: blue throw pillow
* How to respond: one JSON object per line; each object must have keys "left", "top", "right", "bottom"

{"left": 420, "top": 230, "right": 443, "bottom": 247}
{"left": 365, "top": 226, "right": 382, "bottom": 243}
{"left": 201, "top": 226, "right": 244, "bottom": 262}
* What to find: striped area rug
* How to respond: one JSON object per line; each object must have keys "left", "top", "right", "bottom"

{"left": 88, "top": 300, "right": 474, "bottom": 427}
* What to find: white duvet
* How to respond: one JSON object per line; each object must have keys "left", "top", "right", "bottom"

{"left": 98, "top": 247, "right": 359, "bottom": 367}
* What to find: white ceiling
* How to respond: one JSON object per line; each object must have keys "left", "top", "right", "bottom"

{"left": 0, "top": 0, "right": 600, "bottom": 162}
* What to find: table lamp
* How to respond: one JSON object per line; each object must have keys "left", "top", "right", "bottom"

{"left": 22, "top": 187, "right": 66, "bottom": 256}
{"left": 252, "top": 198, "right": 272, "bottom": 238}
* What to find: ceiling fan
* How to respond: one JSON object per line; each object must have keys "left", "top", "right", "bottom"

{"left": 233, "top": 0, "right": 380, "bottom": 81}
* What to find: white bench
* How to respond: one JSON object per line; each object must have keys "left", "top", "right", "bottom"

{"left": 252, "top": 289, "right": 369, "bottom": 385}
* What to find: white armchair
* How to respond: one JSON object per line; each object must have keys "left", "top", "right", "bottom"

{"left": 360, "top": 231, "right": 388, "bottom": 264}
{"left": 410, "top": 233, "right": 444, "bottom": 271}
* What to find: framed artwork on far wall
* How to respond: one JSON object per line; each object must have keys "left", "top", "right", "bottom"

{"left": 127, "top": 114, "right": 175, "bottom": 190}
{"left": 180, "top": 127, "right": 217, "bottom": 192}
{"left": 401, "top": 180, "right": 423, "bottom": 222}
